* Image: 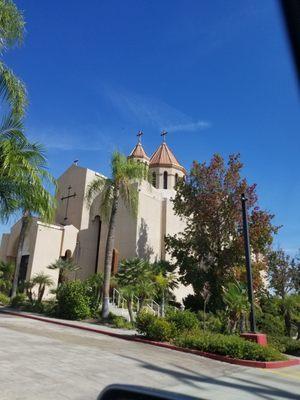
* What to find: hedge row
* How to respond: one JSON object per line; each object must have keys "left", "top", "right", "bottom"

{"left": 174, "top": 332, "right": 287, "bottom": 362}
{"left": 268, "top": 335, "right": 300, "bottom": 356}
{"left": 136, "top": 310, "right": 287, "bottom": 362}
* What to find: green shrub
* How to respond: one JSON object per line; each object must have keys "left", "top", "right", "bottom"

{"left": 0, "top": 292, "right": 10, "bottom": 305}
{"left": 136, "top": 311, "right": 175, "bottom": 341}
{"left": 166, "top": 309, "right": 199, "bottom": 333}
{"left": 106, "top": 313, "right": 133, "bottom": 330}
{"left": 269, "top": 336, "right": 300, "bottom": 356}
{"left": 146, "top": 318, "right": 175, "bottom": 341}
{"left": 10, "top": 293, "right": 26, "bottom": 308}
{"left": 84, "top": 274, "right": 103, "bottom": 315}
{"left": 197, "top": 311, "right": 224, "bottom": 333}
{"left": 42, "top": 299, "right": 57, "bottom": 316}
{"left": 256, "top": 313, "right": 285, "bottom": 337}
{"left": 56, "top": 280, "right": 90, "bottom": 320}
{"left": 136, "top": 310, "right": 156, "bottom": 333}
{"left": 23, "top": 300, "right": 47, "bottom": 314}
{"left": 174, "top": 331, "right": 286, "bottom": 362}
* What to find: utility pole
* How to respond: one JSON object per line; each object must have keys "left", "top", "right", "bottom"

{"left": 241, "top": 193, "right": 256, "bottom": 333}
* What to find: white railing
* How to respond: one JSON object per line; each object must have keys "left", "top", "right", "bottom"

{"left": 111, "top": 288, "right": 160, "bottom": 316}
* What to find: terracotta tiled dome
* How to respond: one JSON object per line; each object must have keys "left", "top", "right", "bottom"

{"left": 128, "top": 142, "right": 149, "bottom": 162}
{"left": 149, "top": 142, "right": 185, "bottom": 173}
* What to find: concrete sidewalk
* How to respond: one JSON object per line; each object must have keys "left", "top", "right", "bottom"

{"left": 0, "top": 307, "right": 138, "bottom": 336}
{"left": 1, "top": 312, "right": 300, "bottom": 400}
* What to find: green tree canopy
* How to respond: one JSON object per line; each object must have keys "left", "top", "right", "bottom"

{"left": 166, "top": 153, "right": 279, "bottom": 311}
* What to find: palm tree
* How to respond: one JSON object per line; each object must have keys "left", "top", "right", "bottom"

{"left": 200, "top": 281, "right": 211, "bottom": 329}
{"left": 116, "top": 258, "right": 154, "bottom": 322}
{"left": 22, "top": 279, "right": 35, "bottom": 303}
{"left": 86, "top": 154, "right": 146, "bottom": 319}
{"left": 32, "top": 272, "right": 54, "bottom": 303}
{"left": 0, "top": 0, "right": 27, "bottom": 117}
{"left": 222, "top": 281, "right": 250, "bottom": 333}
{"left": 47, "top": 258, "right": 80, "bottom": 287}
{"left": 9, "top": 134, "right": 56, "bottom": 298}
{"left": 151, "top": 260, "right": 178, "bottom": 317}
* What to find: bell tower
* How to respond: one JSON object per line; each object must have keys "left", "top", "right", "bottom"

{"left": 149, "top": 131, "right": 185, "bottom": 190}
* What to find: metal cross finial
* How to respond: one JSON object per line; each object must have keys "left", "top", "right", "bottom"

{"left": 161, "top": 130, "right": 167, "bottom": 142}
{"left": 137, "top": 130, "right": 143, "bottom": 143}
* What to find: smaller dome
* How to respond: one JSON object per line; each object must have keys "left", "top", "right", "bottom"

{"left": 128, "top": 142, "right": 149, "bottom": 161}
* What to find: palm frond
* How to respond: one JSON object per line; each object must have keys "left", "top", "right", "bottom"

{"left": 0, "top": 0, "right": 25, "bottom": 52}
{"left": 85, "top": 176, "right": 106, "bottom": 206}
{"left": 119, "top": 181, "right": 139, "bottom": 217}
{"left": 0, "top": 62, "right": 27, "bottom": 116}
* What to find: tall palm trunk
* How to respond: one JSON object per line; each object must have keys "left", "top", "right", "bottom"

{"left": 126, "top": 298, "right": 134, "bottom": 323}
{"left": 101, "top": 187, "right": 119, "bottom": 319}
{"left": 11, "top": 210, "right": 30, "bottom": 298}
{"left": 161, "top": 291, "right": 165, "bottom": 318}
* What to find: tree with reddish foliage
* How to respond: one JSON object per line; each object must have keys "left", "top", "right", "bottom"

{"left": 165, "top": 153, "right": 279, "bottom": 312}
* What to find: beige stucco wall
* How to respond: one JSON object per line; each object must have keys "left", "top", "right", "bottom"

{"left": 60, "top": 224, "right": 78, "bottom": 257}
{"left": 136, "top": 182, "right": 163, "bottom": 262}
{"left": 29, "top": 222, "right": 62, "bottom": 295}
{"left": 56, "top": 164, "right": 88, "bottom": 229}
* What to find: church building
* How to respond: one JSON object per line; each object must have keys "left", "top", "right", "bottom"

{"left": 0, "top": 134, "right": 192, "bottom": 302}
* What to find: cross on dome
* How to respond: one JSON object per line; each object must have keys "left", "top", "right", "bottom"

{"left": 137, "top": 130, "right": 143, "bottom": 143}
{"left": 161, "top": 130, "right": 167, "bottom": 142}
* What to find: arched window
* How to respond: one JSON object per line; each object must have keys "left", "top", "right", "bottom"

{"left": 62, "top": 249, "right": 72, "bottom": 260}
{"left": 175, "top": 173, "right": 178, "bottom": 185}
{"left": 163, "top": 171, "right": 168, "bottom": 189}
{"left": 152, "top": 172, "right": 156, "bottom": 188}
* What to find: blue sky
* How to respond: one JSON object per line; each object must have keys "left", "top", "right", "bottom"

{"left": 1, "top": 0, "right": 300, "bottom": 254}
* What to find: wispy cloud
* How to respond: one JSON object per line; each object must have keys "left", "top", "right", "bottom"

{"left": 28, "top": 125, "right": 115, "bottom": 152}
{"left": 166, "top": 120, "right": 211, "bottom": 132}
{"left": 104, "top": 86, "right": 210, "bottom": 134}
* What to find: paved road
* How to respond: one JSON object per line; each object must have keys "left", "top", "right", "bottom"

{"left": 0, "top": 313, "right": 299, "bottom": 400}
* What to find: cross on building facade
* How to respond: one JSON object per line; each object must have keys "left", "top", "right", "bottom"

{"left": 61, "top": 185, "right": 76, "bottom": 222}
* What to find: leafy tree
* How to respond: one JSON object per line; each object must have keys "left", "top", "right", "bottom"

{"left": 222, "top": 281, "right": 250, "bottom": 333}
{"left": 48, "top": 258, "right": 80, "bottom": 287}
{"left": 166, "top": 154, "right": 279, "bottom": 311}
{"left": 0, "top": 0, "right": 27, "bottom": 117}
{"left": 267, "top": 249, "right": 300, "bottom": 336}
{"left": 86, "top": 152, "right": 145, "bottom": 319}
{"left": 268, "top": 249, "right": 297, "bottom": 298}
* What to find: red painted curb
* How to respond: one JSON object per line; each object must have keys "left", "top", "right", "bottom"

{"left": 1, "top": 309, "right": 299, "bottom": 369}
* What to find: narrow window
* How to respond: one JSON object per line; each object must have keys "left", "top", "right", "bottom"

{"left": 175, "top": 173, "right": 178, "bottom": 185}
{"left": 163, "top": 171, "right": 168, "bottom": 189}
{"left": 152, "top": 172, "right": 156, "bottom": 187}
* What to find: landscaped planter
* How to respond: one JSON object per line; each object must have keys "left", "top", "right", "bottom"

{"left": 1, "top": 308, "right": 299, "bottom": 369}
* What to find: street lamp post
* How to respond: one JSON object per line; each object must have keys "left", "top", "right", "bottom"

{"left": 241, "top": 193, "right": 257, "bottom": 333}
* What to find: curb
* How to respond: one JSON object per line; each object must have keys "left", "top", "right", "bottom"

{"left": 1, "top": 309, "right": 299, "bottom": 369}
